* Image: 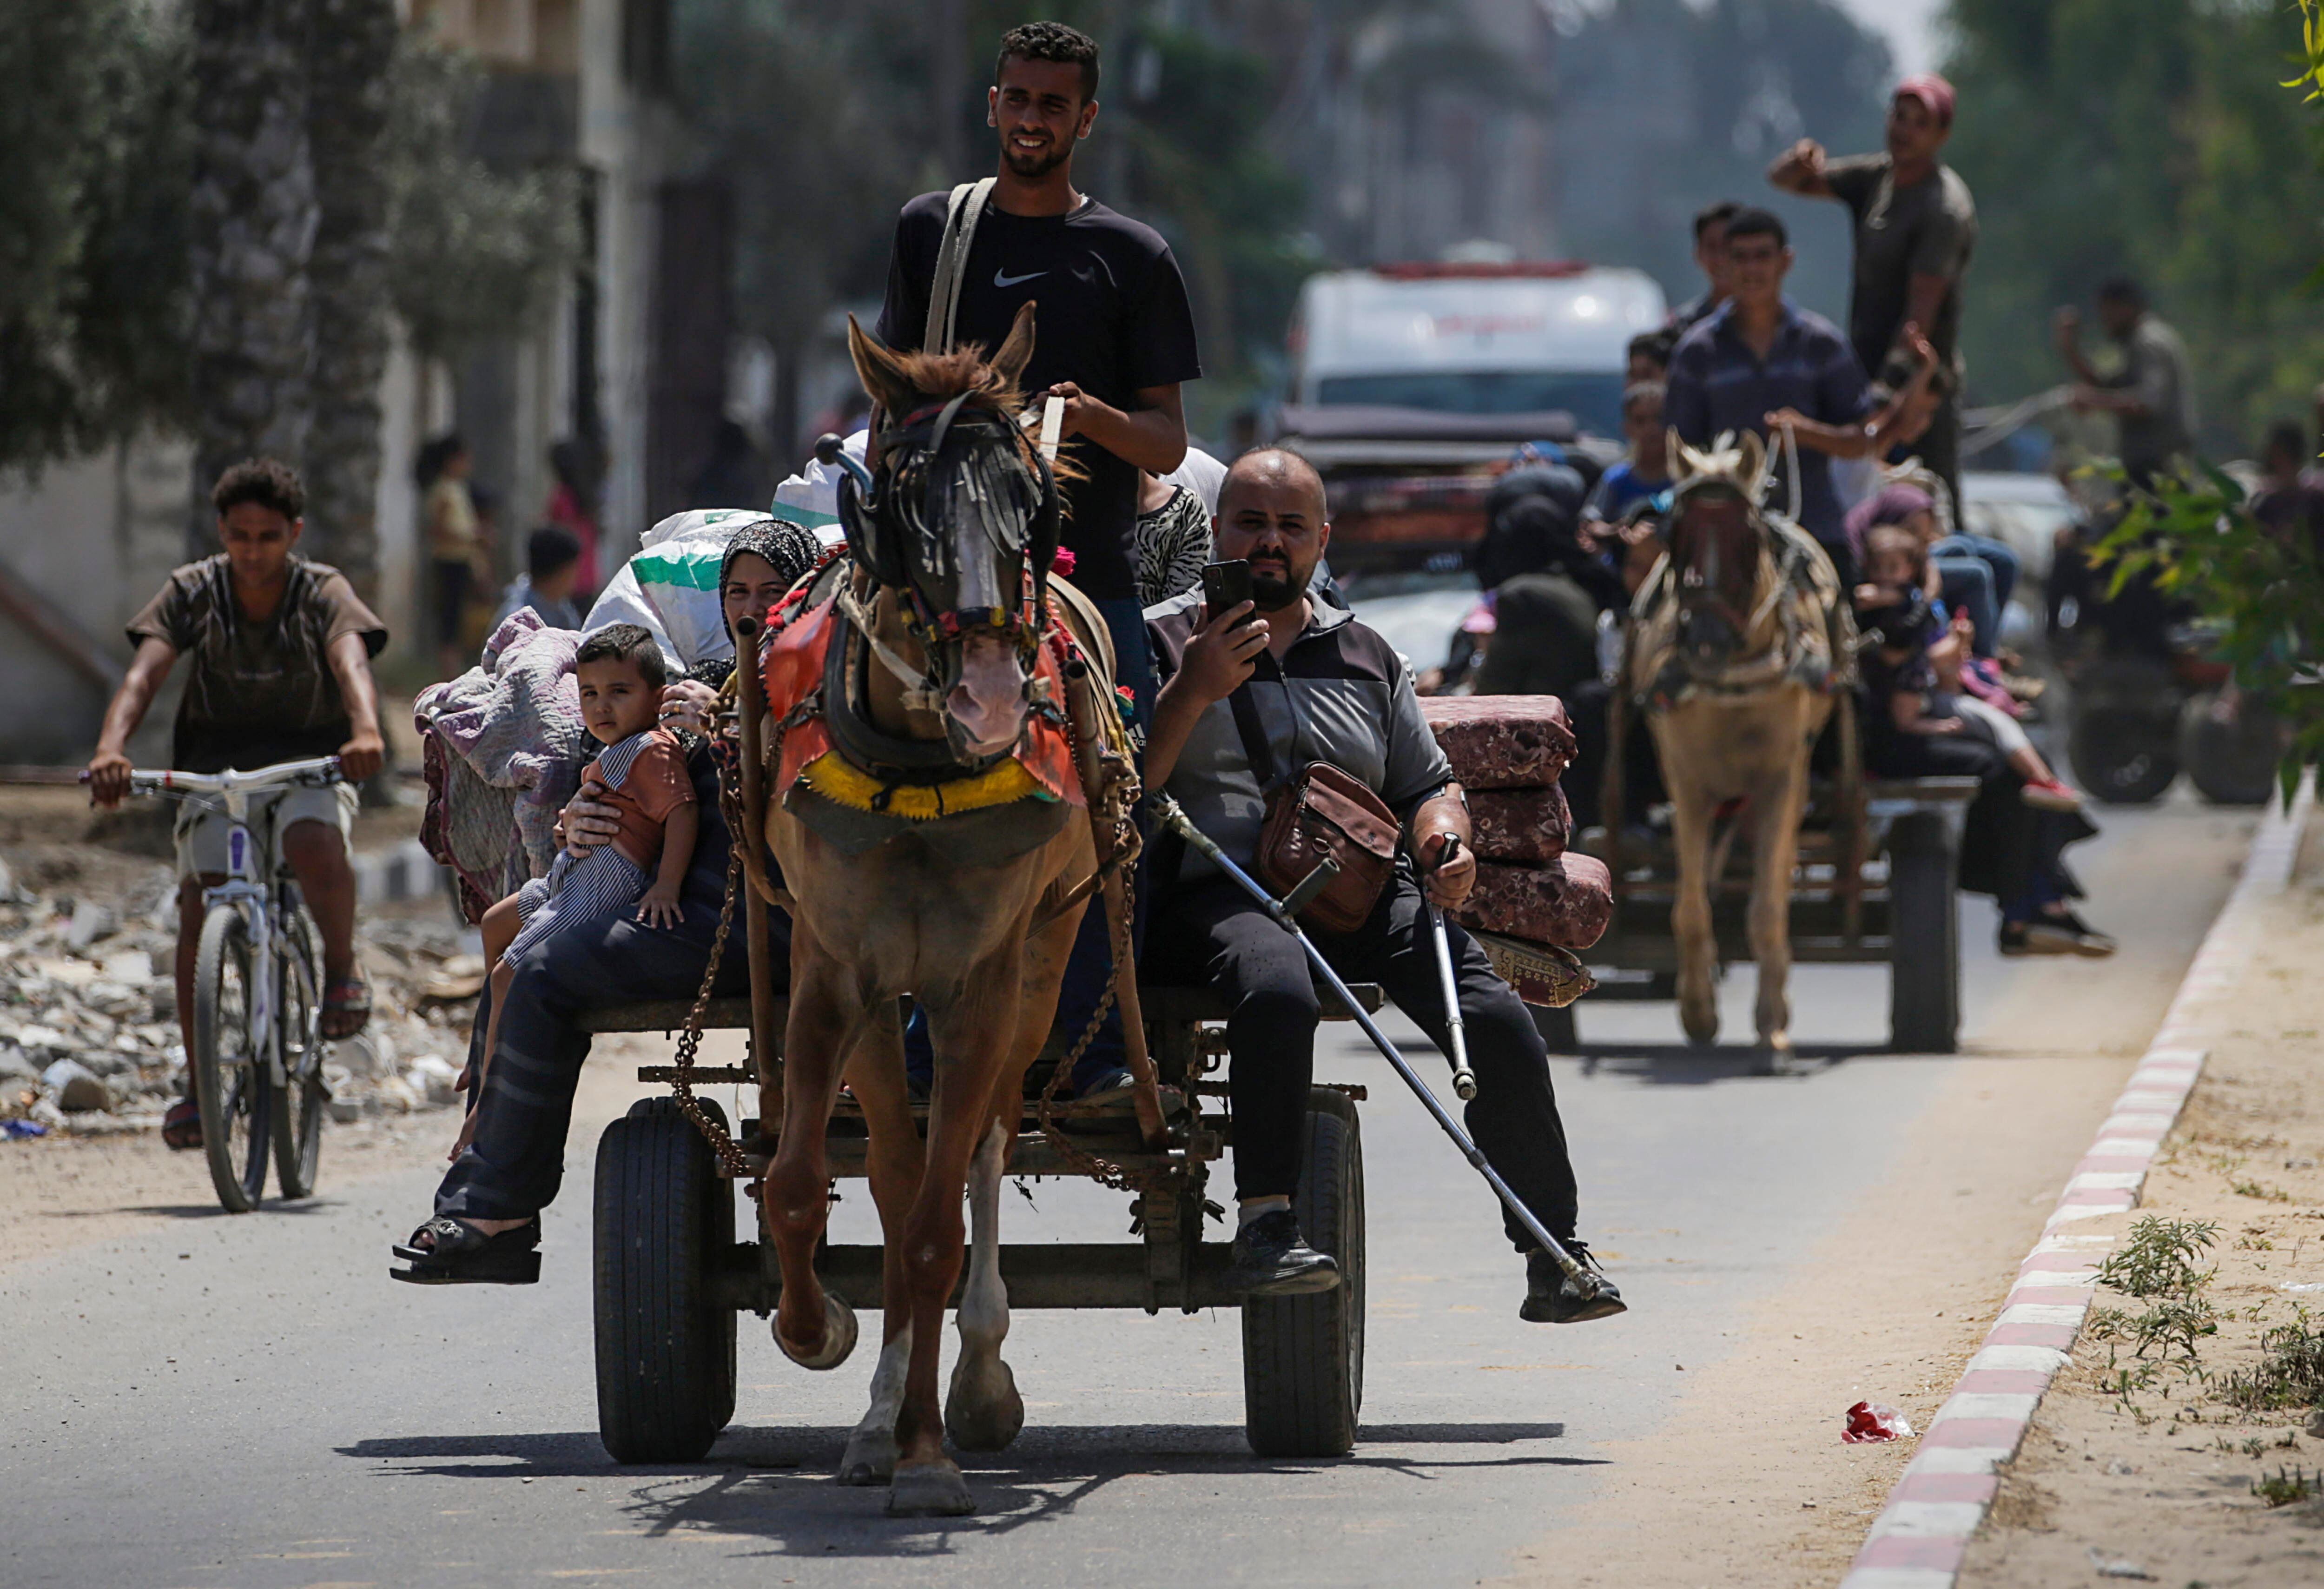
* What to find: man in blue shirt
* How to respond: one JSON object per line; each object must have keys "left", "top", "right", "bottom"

{"left": 1663, "top": 208, "right": 1878, "bottom": 580}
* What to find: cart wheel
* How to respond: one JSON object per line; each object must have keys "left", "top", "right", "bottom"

{"left": 594, "top": 1097, "right": 738, "bottom": 1463}
{"left": 1887, "top": 812, "right": 1959, "bottom": 1055}
{"left": 1532, "top": 1002, "right": 1578, "bottom": 1054}
{"left": 2179, "top": 692, "right": 2283, "bottom": 807}
{"left": 1243, "top": 1087, "right": 1365, "bottom": 1459}
{"left": 2068, "top": 707, "right": 2179, "bottom": 805}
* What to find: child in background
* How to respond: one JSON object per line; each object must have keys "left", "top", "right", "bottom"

{"left": 492, "top": 526, "right": 586, "bottom": 632}
{"left": 1586, "top": 381, "right": 1672, "bottom": 526}
{"left": 452, "top": 623, "right": 698, "bottom": 1159}
{"left": 1856, "top": 525, "right": 2080, "bottom": 811}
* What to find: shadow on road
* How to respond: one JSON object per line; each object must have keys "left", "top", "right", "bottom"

{"left": 49, "top": 1197, "right": 350, "bottom": 1220}
{"left": 342, "top": 1419, "right": 1603, "bottom": 1555}
{"left": 1576, "top": 1043, "right": 1875, "bottom": 1083}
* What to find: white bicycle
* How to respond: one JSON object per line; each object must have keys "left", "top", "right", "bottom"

{"left": 93, "top": 756, "right": 341, "bottom": 1211}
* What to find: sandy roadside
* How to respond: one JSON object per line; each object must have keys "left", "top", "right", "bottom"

{"left": 1497, "top": 804, "right": 2258, "bottom": 1589}
{"left": 0, "top": 1026, "right": 723, "bottom": 1272}
{"left": 1958, "top": 821, "right": 2324, "bottom": 1589}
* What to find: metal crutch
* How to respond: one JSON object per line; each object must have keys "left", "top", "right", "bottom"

{"left": 1426, "top": 835, "right": 1478, "bottom": 1101}
{"left": 1150, "top": 794, "right": 1621, "bottom": 1307}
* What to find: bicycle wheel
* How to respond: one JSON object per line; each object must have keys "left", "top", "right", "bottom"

{"left": 193, "top": 906, "right": 273, "bottom": 1212}
{"left": 271, "top": 906, "right": 328, "bottom": 1198}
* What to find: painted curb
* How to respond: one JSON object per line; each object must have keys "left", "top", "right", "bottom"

{"left": 350, "top": 835, "right": 450, "bottom": 906}
{"left": 1836, "top": 779, "right": 2312, "bottom": 1589}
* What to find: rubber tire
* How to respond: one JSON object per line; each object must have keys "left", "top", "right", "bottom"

{"left": 1887, "top": 812, "right": 1959, "bottom": 1055}
{"left": 192, "top": 907, "right": 272, "bottom": 1212}
{"left": 271, "top": 908, "right": 327, "bottom": 1199}
{"left": 2067, "top": 707, "right": 2179, "bottom": 805}
{"left": 594, "top": 1096, "right": 739, "bottom": 1463}
{"left": 1243, "top": 1087, "right": 1366, "bottom": 1459}
{"left": 2179, "top": 692, "right": 2282, "bottom": 807}
{"left": 1532, "top": 1002, "right": 1578, "bottom": 1054}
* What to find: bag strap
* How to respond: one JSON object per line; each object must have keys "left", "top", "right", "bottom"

{"left": 1226, "top": 682, "right": 1281, "bottom": 791}
{"left": 1225, "top": 653, "right": 1316, "bottom": 793}
{"left": 924, "top": 177, "right": 996, "bottom": 353}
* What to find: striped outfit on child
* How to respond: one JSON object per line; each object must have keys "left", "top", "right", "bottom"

{"left": 504, "top": 727, "right": 695, "bottom": 965}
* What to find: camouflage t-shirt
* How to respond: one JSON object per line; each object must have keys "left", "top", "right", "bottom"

{"left": 127, "top": 555, "right": 388, "bottom": 773}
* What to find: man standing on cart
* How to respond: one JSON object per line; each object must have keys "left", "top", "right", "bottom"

{"left": 85, "top": 458, "right": 388, "bottom": 1149}
{"left": 1142, "top": 449, "right": 1622, "bottom": 1323}
{"left": 875, "top": 19, "right": 1202, "bottom": 1095}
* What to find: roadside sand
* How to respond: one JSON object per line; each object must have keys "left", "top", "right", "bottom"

{"left": 1958, "top": 823, "right": 2324, "bottom": 1589}
{"left": 1501, "top": 803, "right": 2256, "bottom": 1588}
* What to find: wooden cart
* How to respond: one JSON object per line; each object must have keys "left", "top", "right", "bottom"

{"left": 581, "top": 984, "right": 1374, "bottom": 1468}
{"left": 1554, "top": 692, "right": 1981, "bottom": 1054}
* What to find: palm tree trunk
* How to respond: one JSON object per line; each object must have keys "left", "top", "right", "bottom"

{"left": 301, "top": 0, "right": 397, "bottom": 603}
{"left": 185, "top": 0, "right": 315, "bottom": 556}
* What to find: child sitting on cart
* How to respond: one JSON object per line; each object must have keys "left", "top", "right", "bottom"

{"left": 1855, "top": 524, "right": 2079, "bottom": 811}
{"left": 453, "top": 624, "right": 698, "bottom": 1159}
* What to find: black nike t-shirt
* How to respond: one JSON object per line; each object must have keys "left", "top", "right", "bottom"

{"left": 877, "top": 191, "right": 1202, "bottom": 602}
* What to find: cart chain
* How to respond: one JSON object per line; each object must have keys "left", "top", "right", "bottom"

{"left": 1030, "top": 658, "right": 1160, "bottom": 1195}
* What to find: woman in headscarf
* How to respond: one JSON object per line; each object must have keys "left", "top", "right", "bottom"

{"left": 652, "top": 516, "right": 824, "bottom": 733}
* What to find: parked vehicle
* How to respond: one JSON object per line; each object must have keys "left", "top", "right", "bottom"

{"left": 1276, "top": 262, "right": 1664, "bottom": 574}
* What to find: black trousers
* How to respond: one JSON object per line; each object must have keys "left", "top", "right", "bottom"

{"left": 1146, "top": 869, "right": 1580, "bottom": 1253}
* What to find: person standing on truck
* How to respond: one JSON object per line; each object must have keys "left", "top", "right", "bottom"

{"left": 1767, "top": 74, "right": 1977, "bottom": 526}
{"left": 1666, "top": 201, "right": 1740, "bottom": 335}
{"left": 1662, "top": 208, "right": 1883, "bottom": 583}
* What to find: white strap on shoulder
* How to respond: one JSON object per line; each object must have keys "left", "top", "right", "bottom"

{"left": 923, "top": 177, "right": 996, "bottom": 354}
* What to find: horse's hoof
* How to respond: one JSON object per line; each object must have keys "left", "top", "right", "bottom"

{"left": 773, "top": 1291, "right": 858, "bottom": 1371}
{"left": 1679, "top": 1004, "right": 1719, "bottom": 1047}
{"left": 887, "top": 1459, "right": 976, "bottom": 1516}
{"left": 944, "top": 1355, "right": 1025, "bottom": 1453}
{"left": 838, "top": 1428, "right": 898, "bottom": 1486}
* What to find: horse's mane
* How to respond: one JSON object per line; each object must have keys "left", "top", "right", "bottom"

{"left": 878, "top": 342, "right": 1086, "bottom": 490}
{"left": 887, "top": 346, "right": 1023, "bottom": 415}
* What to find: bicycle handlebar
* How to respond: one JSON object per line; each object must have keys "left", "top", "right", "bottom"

{"left": 80, "top": 755, "right": 345, "bottom": 798}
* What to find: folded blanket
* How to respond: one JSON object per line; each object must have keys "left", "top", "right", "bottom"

{"left": 1455, "top": 853, "right": 1612, "bottom": 951}
{"left": 415, "top": 610, "right": 586, "bottom": 889}
{"left": 1419, "top": 695, "right": 1576, "bottom": 788}
{"left": 1467, "top": 785, "right": 1570, "bottom": 863}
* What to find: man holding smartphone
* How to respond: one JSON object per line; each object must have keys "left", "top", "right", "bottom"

{"left": 1142, "top": 450, "right": 1621, "bottom": 1321}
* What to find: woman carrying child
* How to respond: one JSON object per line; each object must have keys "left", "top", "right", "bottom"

{"left": 1855, "top": 522, "right": 2116, "bottom": 958}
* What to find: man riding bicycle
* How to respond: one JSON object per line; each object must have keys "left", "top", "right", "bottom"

{"left": 86, "top": 458, "right": 388, "bottom": 1148}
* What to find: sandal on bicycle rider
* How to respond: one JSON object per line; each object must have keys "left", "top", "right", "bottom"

{"left": 320, "top": 974, "right": 371, "bottom": 1040}
{"left": 161, "top": 1097, "right": 202, "bottom": 1151}
{"left": 390, "top": 1215, "right": 543, "bottom": 1286}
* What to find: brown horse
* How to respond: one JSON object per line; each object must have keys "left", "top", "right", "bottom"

{"left": 756, "top": 303, "right": 1133, "bottom": 1516}
{"left": 1623, "top": 431, "right": 1848, "bottom": 1059}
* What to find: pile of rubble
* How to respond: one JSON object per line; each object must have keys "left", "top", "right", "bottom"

{"left": 0, "top": 852, "right": 475, "bottom": 1139}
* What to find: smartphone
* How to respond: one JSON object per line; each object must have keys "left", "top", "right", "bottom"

{"left": 1201, "top": 559, "right": 1253, "bottom": 617}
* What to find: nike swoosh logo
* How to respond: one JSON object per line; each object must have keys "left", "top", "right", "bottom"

{"left": 994, "top": 268, "right": 1046, "bottom": 288}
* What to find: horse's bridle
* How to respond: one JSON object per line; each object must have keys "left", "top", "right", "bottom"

{"left": 817, "top": 402, "right": 1062, "bottom": 753}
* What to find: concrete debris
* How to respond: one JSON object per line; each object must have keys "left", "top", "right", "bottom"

{"left": 2, "top": 861, "right": 472, "bottom": 1136}
{"left": 41, "top": 1059, "right": 112, "bottom": 1113}
{"left": 66, "top": 900, "right": 118, "bottom": 950}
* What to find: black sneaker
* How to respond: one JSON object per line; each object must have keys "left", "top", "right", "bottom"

{"left": 1520, "top": 1240, "right": 1626, "bottom": 1323}
{"left": 1227, "top": 1210, "right": 1341, "bottom": 1297}
{"left": 2033, "top": 909, "right": 2118, "bottom": 958}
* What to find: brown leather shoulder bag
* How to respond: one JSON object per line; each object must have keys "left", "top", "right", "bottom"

{"left": 1228, "top": 680, "right": 1399, "bottom": 934}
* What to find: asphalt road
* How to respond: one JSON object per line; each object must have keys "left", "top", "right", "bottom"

{"left": 0, "top": 797, "right": 2253, "bottom": 1589}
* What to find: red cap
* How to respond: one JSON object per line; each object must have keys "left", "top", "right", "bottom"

{"left": 1894, "top": 73, "right": 1956, "bottom": 127}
